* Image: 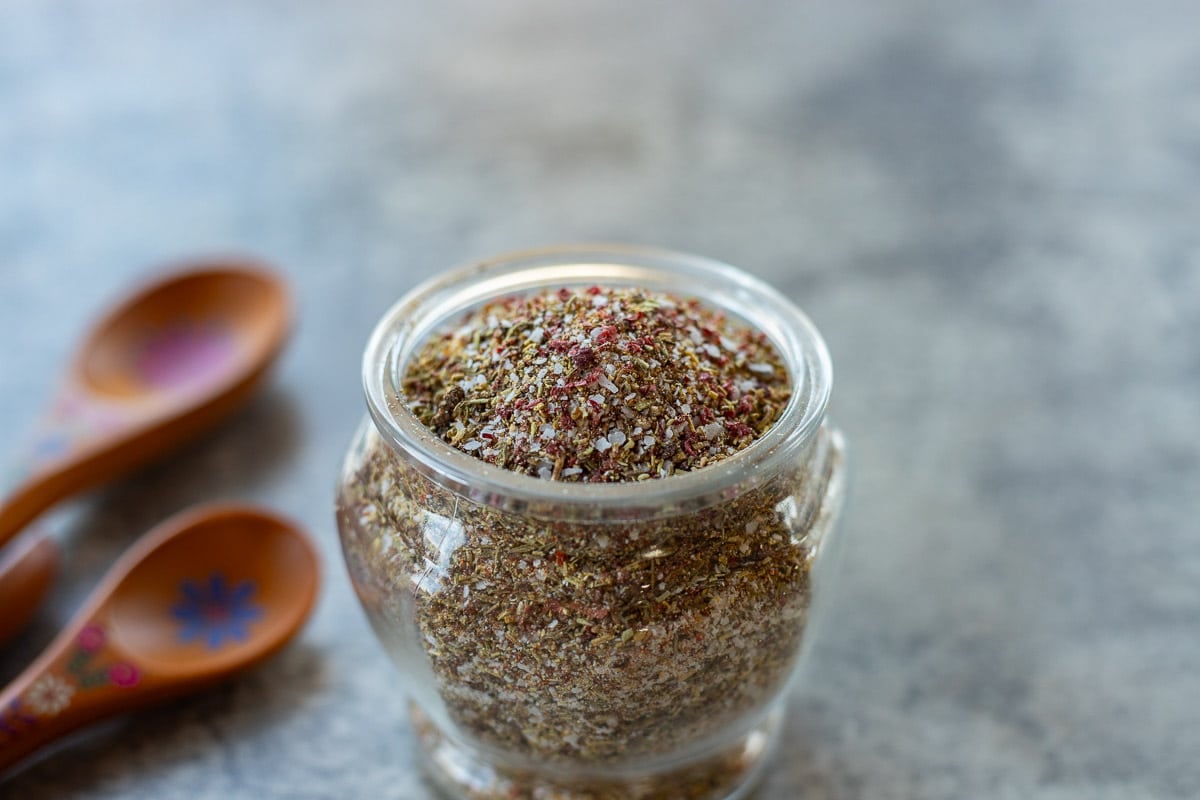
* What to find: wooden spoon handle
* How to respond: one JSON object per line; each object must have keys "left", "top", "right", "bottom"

{"left": 0, "top": 395, "right": 139, "bottom": 550}
{"left": 0, "top": 616, "right": 149, "bottom": 774}
{"left": 0, "top": 472, "right": 76, "bottom": 554}
{"left": 0, "top": 535, "right": 58, "bottom": 646}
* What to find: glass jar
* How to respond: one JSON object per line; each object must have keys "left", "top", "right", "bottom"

{"left": 336, "top": 245, "right": 846, "bottom": 800}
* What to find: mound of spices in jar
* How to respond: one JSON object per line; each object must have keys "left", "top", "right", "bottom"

{"left": 337, "top": 275, "right": 843, "bottom": 800}
{"left": 401, "top": 286, "right": 790, "bottom": 481}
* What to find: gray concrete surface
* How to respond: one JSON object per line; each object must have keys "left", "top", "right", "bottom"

{"left": 1, "top": 1, "right": 1198, "bottom": 797}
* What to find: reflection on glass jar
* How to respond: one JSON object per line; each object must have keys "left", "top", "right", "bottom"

{"left": 337, "top": 246, "right": 846, "bottom": 800}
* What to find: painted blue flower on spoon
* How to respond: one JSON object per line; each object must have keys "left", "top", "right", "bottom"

{"left": 171, "top": 574, "right": 263, "bottom": 649}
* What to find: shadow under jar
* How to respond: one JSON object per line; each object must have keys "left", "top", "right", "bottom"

{"left": 336, "top": 246, "right": 847, "bottom": 800}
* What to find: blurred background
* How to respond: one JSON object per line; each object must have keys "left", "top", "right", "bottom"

{"left": 1, "top": 1, "right": 1198, "bottom": 798}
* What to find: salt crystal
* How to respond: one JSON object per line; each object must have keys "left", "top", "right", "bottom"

{"left": 608, "top": 430, "right": 627, "bottom": 446}
{"left": 748, "top": 362, "right": 774, "bottom": 374}
{"left": 528, "top": 326, "right": 545, "bottom": 343}
{"left": 702, "top": 343, "right": 721, "bottom": 359}
{"left": 540, "top": 423, "right": 556, "bottom": 440}
{"left": 562, "top": 467, "right": 583, "bottom": 477}
{"left": 462, "top": 440, "right": 482, "bottom": 451}
{"left": 594, "top": 436, "right": 612, "bottom": 452}
{"left": 701, "top": 422, "right": 725, "bottom": 440}
{"left": 458, "top": 374, "right": 486, "bottom": 391}
{"left": 599, "top": 375, "right": 619, "bottom": 393}
{"left": 592, "top": 294, "right": 608, "bottom": 306}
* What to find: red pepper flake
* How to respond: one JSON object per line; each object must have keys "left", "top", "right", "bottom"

{"left": 727, "top": 421, "right": 754, "bottom": 438}
{"left": 569, "top": 345, "right": 597, "bottom": 370}
{"left": 554, "top": 550, "right": 567, "bottom": 567}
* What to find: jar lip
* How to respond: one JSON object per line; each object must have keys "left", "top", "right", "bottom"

{"left": 362, "top": 244, "right": 833, "bottom": 518}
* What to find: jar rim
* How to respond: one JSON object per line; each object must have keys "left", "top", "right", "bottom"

{"left": 362, "top": 244, "right": 833, "bottom": 519}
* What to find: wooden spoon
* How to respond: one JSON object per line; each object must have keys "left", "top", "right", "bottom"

{"left": 0, "top": 504, "right": 320, "bottom": 775}
{"left": 0, "top": 260, "right": 290, "bottom": 641}
{"left": 0, "top": 537, "right": 58, "bottom": 645}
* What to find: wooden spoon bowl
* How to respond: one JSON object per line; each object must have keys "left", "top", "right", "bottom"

{"left": 78, "top": 267, "right": 286, "bottom": 401}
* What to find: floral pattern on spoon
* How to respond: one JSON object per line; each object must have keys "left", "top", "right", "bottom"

{"left": 171, "top": 573, "right": 262, "bottom": 650}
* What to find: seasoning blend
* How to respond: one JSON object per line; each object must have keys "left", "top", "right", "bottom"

{"left": 337, "top": 246, "right": 846, "bottom": 800}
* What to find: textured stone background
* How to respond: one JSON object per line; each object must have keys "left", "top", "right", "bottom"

{"left": 1, "top": 1, "right": 1198, "bottom": 798}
